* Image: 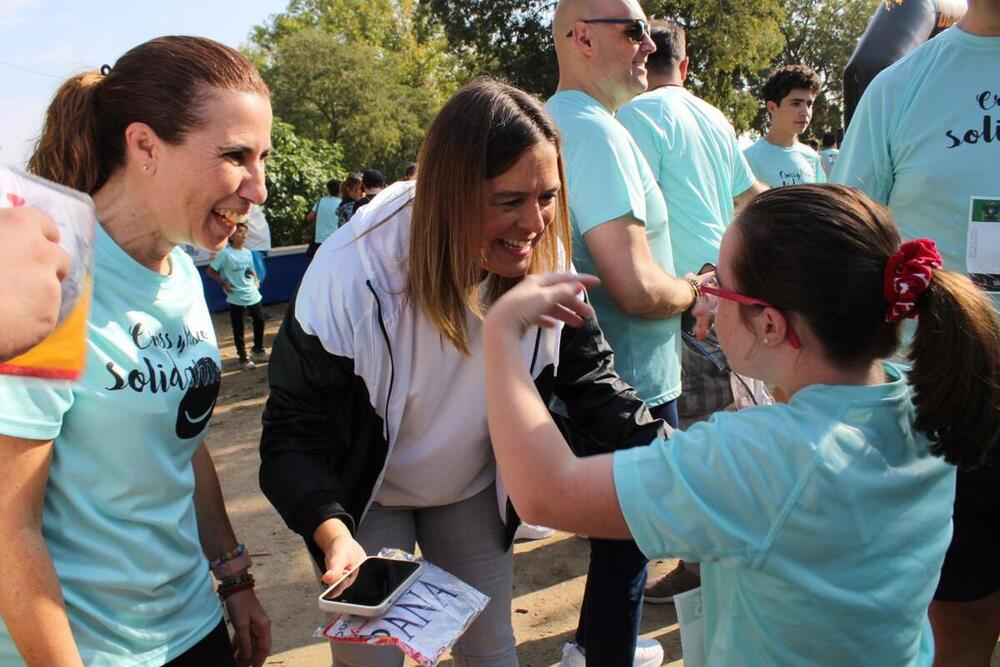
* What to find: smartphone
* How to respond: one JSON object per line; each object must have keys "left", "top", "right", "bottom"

{"left": 317, "top": 556, "right": 423, "bottom": 617}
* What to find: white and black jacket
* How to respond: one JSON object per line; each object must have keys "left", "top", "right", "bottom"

{"left": 259, "top": 181, "right": 666, "bottom": 564}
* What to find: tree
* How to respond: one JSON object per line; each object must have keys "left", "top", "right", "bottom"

{"left": 419, "top": 0, "right": 559, "bottom": 96}
{"left": 250, "top": 0, "right": 459, "bottom": 175}
{"left": 265, "top": 117, "right": 344, "bottom": 246}
{"left": 767, "top": 0, "right": 879, "bottom": 138}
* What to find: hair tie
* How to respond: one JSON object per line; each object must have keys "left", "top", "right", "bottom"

{"left": 100, "top": 64, "right": 112, "bottom": 76}
{"left": 883, "top": 238, "right": 942, "bottom": 323}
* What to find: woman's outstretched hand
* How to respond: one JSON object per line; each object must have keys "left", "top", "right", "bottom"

{"left": 486, "top": 273, "right": 601, "bottom": 336}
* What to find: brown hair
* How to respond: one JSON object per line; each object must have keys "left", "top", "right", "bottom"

{"left": 732, "top": 184, "right": 1000, "bottom": 469}
{"left": 409, "top": 77, "right": 572, "bottom": 354}
{"left": 761, "top": 64, "right": 821, "bottom": 107}
{"left": 341, "top": 173, "right": 363, "bottom": 202}
{"left": 29, "top": 36, "right": 269, "bottom": 194}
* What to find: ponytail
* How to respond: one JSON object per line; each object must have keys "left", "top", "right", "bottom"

{"left": 734, "top": 185, "right": 1000, "bottom": 469}
{"left": 29, "top": 37, "right": 269, "bottom": 195}
{"left": 28, "top": 72, "right": 103, "bottom": 193}
{"left": 909, "top": 270, "right": 1000, "bottom": 469}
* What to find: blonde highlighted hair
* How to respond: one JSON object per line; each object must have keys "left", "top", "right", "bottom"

{"left": 408, "top": 78, "right": 572, "bottom": 354}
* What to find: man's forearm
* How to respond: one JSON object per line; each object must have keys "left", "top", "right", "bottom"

{"left": 617, "top": 265, "right": 696, "bottom": 319}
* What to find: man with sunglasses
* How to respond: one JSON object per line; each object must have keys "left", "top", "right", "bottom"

{"left": 546, "top": 1, "right": 702, "bottom": 665}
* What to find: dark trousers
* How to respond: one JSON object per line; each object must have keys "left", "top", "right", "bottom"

{"left": 167, "top": 619, "right": 235, "bottom": 666}
{"left": 229, "top": 302, "right": 265, "bottom": 360}
{"left": 575, "top": 399, "right": 678, "bottom": 665}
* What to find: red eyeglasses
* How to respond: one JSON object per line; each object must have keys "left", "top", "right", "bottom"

{"left": 699, "top": 275, "right": 802, "bottom": 349}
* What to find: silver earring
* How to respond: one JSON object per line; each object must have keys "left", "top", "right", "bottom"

{"left": 763, "top": 337, "right": 770, "bottom": 344}
{"left": 142, "top": 164, "right": 150, "bottom": 171}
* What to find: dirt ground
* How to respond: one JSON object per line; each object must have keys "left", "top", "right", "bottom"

{"left": 206, "top": 306, "right": 1000, "bottom": 667}
{"left": 206, "top": 305, "right": 684, "bottom": 666}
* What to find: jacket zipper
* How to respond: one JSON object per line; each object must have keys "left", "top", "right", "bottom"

{"left": 366, "top": 280, "right": 395, "bottom": 442}
{"left": 529, "top": 327, "right": 542, "bottom": 374}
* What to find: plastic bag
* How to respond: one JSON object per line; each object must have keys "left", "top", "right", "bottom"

{"left": 321, "top": 549, "right": 490, "bottom": 666}
{"left": 0, "top": 167, "right": 96, "bottom": 380}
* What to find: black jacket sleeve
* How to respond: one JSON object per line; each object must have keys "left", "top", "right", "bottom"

{"left": 259, "top": 293, "right": 389, "bottom": 551}
{"left": 547, "top": 312, "right": 670, "bottom": 457}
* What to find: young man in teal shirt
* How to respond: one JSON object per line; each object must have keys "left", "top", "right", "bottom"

{"left": 832, "top": 1, "right": 1000, "bottom": 660}
{"left": 546, "top": 1, "right": 700, "bottom": 664}
{"left": 743, "top": 65, "right": 826, "bottom": 187}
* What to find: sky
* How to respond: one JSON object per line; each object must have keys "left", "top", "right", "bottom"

{"left": 0, "top": 0, "right": 289, "bottom": 167}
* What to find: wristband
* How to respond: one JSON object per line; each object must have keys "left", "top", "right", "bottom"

{"left": 218, "top": 579, "right": 255, "bottom": 601}
{"left": 209, "top": 543, "right": 246, "bottom": 570}
{"left": 212, "top": 552, "right": 252, "bottom": 580}
{"left": 217, "top": 572, "right": 254, "bottom": 598}
{"left": 684, "top": 276, "right": 701, "bottom": 308}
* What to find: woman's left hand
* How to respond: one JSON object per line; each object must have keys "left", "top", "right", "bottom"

{"left": 486, "top": 273, "right": 601, "bottom": 336}
{"left": 224, "top": 589, "right": 272, "bottom": 667}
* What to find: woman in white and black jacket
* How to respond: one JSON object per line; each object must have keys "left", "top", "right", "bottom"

{"left": 259, "top": 78, "right": 665, "bottom": 666}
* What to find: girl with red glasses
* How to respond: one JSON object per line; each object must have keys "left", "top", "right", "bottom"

{"left": 482, "top": 184, "right": 1000, "bottom": 664}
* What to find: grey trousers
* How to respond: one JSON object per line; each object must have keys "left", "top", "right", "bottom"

{"left": 327, "top": 483, "right": 517, "bottom": 666}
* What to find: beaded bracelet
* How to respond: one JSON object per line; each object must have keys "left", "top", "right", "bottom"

{"left": 212, "top": 552, "right": 252, "bottom": 580}
{"left": 209, "top": 543, "right": 246, "bottom": 570}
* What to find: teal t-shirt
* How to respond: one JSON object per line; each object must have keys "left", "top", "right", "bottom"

{"left": 832, "top": 26, "right": 1000, "bottom": 306}
{"left": 819, "top": 147, "right": 839, "bottom": 177}
{"left": 210, "top": 246, "right": 261, "bottom": 307}
{"left": 0, "top": 225, "right": 222, "bottom": 665}
{"left": 614, "top": 364, "right": 953, "bottom": 666}
{"left": 618, "top": 86, "right": 757, "bottom": 276}
{"left": 546, "top": 90, "right": 681, "bottom": 405}
{"left": 312, "top": 195, "right": 342, "bottom": 243}
{"left": 743, "top": 137, "right": 827, "bottom": 187}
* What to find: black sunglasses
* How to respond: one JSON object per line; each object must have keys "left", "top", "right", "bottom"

{"left": 565, "top": 18, "right": 650, "bottom": 44}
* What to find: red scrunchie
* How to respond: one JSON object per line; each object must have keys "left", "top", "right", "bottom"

{"left": 883, "top": 238, "right": 942, "bottom": 323}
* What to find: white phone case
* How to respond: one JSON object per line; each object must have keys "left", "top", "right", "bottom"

{"left": 317, "top": 557, "right": 423, "bottom": 617}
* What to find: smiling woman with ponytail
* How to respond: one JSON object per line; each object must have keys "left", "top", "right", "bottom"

{"left": 0, "top": 37, "right": 272, "bottom": 667}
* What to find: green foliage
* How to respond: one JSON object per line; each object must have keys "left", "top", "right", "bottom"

{"left": 264, "top": 117, "right": 344, "bottom": 246}
{"left": 644, "top": 0, "right": 787, "bottom": 133}
{"left": 251, "top": 0, "right": 458, "bottom": 177}
{"left": 419, "top": 0, "right": 559, "bottom": 96}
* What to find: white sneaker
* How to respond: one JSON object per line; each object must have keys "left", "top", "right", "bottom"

{"left": 634, "top": 638, "right": 665, "bottom": 667}
{"left": 559, "top": 642, "right": 585, "bottom": 667}
{"left": 514, "top": 522, "right": 555, "bottom": 541}
{"left": 559, "top": 639, "right": 663, "bottom": 667}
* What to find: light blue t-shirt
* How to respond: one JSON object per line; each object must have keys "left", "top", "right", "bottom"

{"left": 832, "top": 26, "right": 1000, "bottom": 307}
{"left": 614, "top": 364, "right": 954, "bottom": 666}
{"left": 819, "top": 147, "right": 839, "bottom": 177}
{"left": 210, "top": 245, "right": 261, "bottom": 307}
{"left": 0, "top": 225, "right": 222, "bottom": 665}
{"left": 743, "top": 137, "right": 827, "bottom": 187}
{"left": 618, "top": 86, "right": 757, "bottom": 276}
{"left": 312, "top": 195, "right": 342, "bottom": 243}
{"left": 546, "top": 90, "right": 681, "bottom": 406}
